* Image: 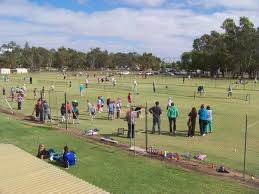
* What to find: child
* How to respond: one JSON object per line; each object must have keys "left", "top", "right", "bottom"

{"left": 2, "top": 87, "right": 6, "bottom": 96}
{"left": 87, "top": 100, "right": 92, "bottom": 115}
{"left": 127, "top": 92, "right": 132, "bottom": 105}
{"left": 33, "top": 88, "right": 37, "bottom": 99}
{"left": 206, "top": 106, "right": 213, "bottom": 133}
{"left": 97, "top": 96, "right": 102, "bottom": 112}
{"left": 116, "top": 101, "right": 121, "bottom": 119}
{"left": 167, "top": 97, "right": 173, "bottom": 110}
{"left": 11, "top": 87, "right": 15, "bottom": 101}
{"left": 91, "top": 105, "right": 97, "bottom": 121}
{"left": 17, "top": 93, "right": 23, "bottom": 110}
{"left": 66, "top": 101, "right": 72, "bottom": 119}
{"left": 85, "top": 79, "right": 89, "bottom": 88}
{"left": 60, "top": 103, "right": 66, "bottom": 122}
{"left": 72, "top": 100, "right": 79, "bottom": 124}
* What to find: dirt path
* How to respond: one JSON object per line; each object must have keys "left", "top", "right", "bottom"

{"left": 1, "top": 107, "right": 259, "bottom": 189}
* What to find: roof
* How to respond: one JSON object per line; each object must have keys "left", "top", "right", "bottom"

{"left": 0, "top": 144, "right": 109, "bottom": 194}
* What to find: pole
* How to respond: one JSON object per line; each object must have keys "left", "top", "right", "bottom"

{"left": 134, "top": 110, "right": 136, "bottom": 156}
{"left": 40, "top": 90, "right": 44, "bottom": 122}
{"left": 243, "top": 114, "right": 248, "bottom": 179}
{"left": 145, "top": 102, "right": 148, "bottom": 151}
{"left": 65, "top": 92, "right": 68, "bottom": 130}
{"left": 48, "top": 90, "right": 51, "bottom": 116}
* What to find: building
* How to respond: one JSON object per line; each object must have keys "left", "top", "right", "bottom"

{"left": 0, "top": 68, "right": 11, "bottom": 74}
{"left": 16, "top": 68, "right": 28, "bottom": 74}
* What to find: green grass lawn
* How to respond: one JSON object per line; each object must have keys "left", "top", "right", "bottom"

{"left": 1, "top": 72, "right": 259, "bottom": 176}
{"left": 0, "top": 113, "right": 258, "bottom": 194}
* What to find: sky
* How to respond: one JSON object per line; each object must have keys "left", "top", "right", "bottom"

{"left": 0, "top": 0, "right": 259, "bottom": 59}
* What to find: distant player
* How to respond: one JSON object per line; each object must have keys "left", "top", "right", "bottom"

{"left": 197, "top": 86, "right": 205, "bottom": 96}
{"left": 227, "top": 85, "right": 233, "bottom": 97}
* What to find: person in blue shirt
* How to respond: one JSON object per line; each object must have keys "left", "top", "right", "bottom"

{"left": 79, "top": 84, "right": 84, "bottom": 96}
{"left": 108, "top": 101, "right": 115, "bottom": 120}
{"left": 198, "top": 104, "right": 208, "bottom": 136}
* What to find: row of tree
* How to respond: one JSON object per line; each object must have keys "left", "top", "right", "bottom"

{"left": 181, "top": 17, "right": 259, "bottom": 78}
{"left": 1, "top": 17, "right": 258, "bottom": 78}
{"left": 0, "top": 42, "right": 161, "bottom": 71}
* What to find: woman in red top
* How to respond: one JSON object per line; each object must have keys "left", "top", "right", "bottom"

{"left": 66, "top": 101, "right": 72, "bottom": 119}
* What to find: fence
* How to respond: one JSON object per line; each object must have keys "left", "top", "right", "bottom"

{"left": 0, "top": 77, "right": 258, "bottom": 180}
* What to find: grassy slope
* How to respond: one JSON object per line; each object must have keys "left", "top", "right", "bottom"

{"left": 0, "top": 113, "right": 258, "bottom": 194}
{"left": 1, "top": 72, "right": 259, "bottom": 176}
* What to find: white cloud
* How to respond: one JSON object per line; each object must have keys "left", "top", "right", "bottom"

{"left": 117, "top": 0, "right": 167, "bottom": 7}
{"left": 187, "top": 0, "right": 259, "bottom": 10}
{"left": 0, "top": 0, "right": 258, "bottom": 57}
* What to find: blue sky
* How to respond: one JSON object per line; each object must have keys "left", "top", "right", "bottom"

{"left": 0, "top": 0, "right": 259, "bottom": 58}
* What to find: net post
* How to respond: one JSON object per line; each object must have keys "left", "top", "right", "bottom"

{"left": 243, "top": 114, "right": 248, "bottom": 179}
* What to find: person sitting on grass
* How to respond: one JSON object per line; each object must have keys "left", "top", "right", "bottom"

{"left": 37, "top": 144, "right": 50, "bottom": 159}
{"left": 50, "top": 146, "right": 76, "bottom": 169}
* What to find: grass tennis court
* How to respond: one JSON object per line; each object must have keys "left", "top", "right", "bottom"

{"left": 0, "top": 113, "right": 258, "bottom": 194}
{"left": 0, "top": 72, "right": 259, "bottom": 177}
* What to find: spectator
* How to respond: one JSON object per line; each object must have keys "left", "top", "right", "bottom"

{"left": 187, "top": 107, "right": 197, "bottom": 137}
{"left": 17, "top": 93, "right": 23, "bottom": 110}
{"left": 87, "top": 100, "right": 92, "bottom": 115}
{"left": 206, "top": 106, "right": 213, "bottom": 133}
{"left": 108, "top": 101, "right": 115, "bottom": 120}
{"left": 198, "top": 104, "right": 208, "bottom": 136}
{"left": 149, "top": 101, "right": 162, "bottom": 135}
{"left": 79, "top": 84, "right": 84, "bottom": 96}
{"left": 11, "top": 87, "right": 15, "bottom": 101}
{"left": 66, "top": 101, "right": 72, "bottom": 119}
{"left": 37, "top": 144, "right": 50, "bottom": 159}
{"left": 167, "top": 102, "right": 179, "bottom": 135}
{"left": 2, "top": 87, "right": 6, "bottom": 96}
{"left": 153, "top": 81, "right": 156, "bottom": 93}
{"left": 60, "top": 103, "right": 66, "bottom": 122}
{"left": 127, "top": 92, "right": 132, "bottom": 105}
{"left": 72, "top": 100, "right": 79, "bottom": 124}
{"left": 126, "top": 108, "right": 137, "bottom": 138}
{"left": 43, "top": 100, "right": 52, "bottom": 123}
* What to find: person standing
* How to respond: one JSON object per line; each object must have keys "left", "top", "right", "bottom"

{"left": 167, "top": 102, "right": 179, "bottom": 135}
{"left": 133, "top": 80, "right": 138, "bottom": 94}
{"left": 108, "top": 101, "right": 114, "bottom": 120}
{"left": 198, "top": 104, "right": 208, "bottom": 136}
{"left": 127, "top": 92, "right": 132, "bottom": 105}
{"left": 2, "top": 87, "right": 6, "bottom": 96}
{"left": 30, "top": 77, "right": 32, "bottom": 84}
{"left": 187, "top": 107, "right": 197, "bottom": 137}
{"left": 153, "top": 81, "right": 156, "bottom": 93}
{"left": 167, "top": 96, "right": 173, "bottom": 110}
{"left": 43, "top": 100, "right": 52, "bottom": 123}
{"left": 33, "top": 88, "right": 37, "bottom": 99}
{"left": 79, "top": 84, "right": 84, "bottom": 96}
{"left": 17, "top": 93, "right": 23, "bottom": 110}
{"left": 183, "top": 77, "right": 185, "bottom": 84}
{"left": 126, "top": 108, "right": 137, "bottom": 138}
{"left": 206, "top": 106, "right": 213, "bottom": 133}
{"left": 69, "top": 81, "right": 72, "bottom": 88}
{"left": 85, "top": 79, "right": 89, "bottom": 88}
{"left": 11, "top": 87, "right": 15, "bottom": 101}
{"left": 149, "top": 101, "right": 162, "bottom": 135}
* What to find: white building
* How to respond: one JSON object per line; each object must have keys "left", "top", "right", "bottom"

{"left": 0, "top": 68, "right": 11, "bottom": 74}
{"left": 16, "top": 68, "right": 28, "bottom": 74}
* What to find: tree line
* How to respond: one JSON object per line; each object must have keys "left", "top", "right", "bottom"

{"left": 181, "top": 17, "right": 259, "bottom": 78}
{"left": 1, "top": 17, "right": 258, "bottom": 78}
{"left": 0, "top": 42, "right": 161, "bottom": 71}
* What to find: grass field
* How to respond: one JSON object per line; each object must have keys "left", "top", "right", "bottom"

{"left": 0, "top": 113, "right": 258, "bottom": 194}
{"left": 0, "top": 72, "right": 259, "bottom": 177}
